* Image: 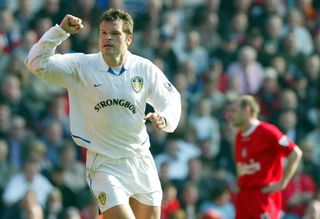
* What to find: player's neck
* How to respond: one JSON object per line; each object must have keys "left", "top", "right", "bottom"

{"left": 239, "top": 123, "right": 251, "bottom": 133}
{"left": 104, "top": 53, "right": 126, "bottom": 67}
{"left": 240, "top": 118, "right": 259, "bottom": 133}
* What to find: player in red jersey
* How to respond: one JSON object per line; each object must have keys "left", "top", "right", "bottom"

{"left": 228, "top": 95, "right": 302, "bottom": 219}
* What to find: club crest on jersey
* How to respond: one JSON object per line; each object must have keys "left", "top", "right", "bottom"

{"left": 279, "top": 135, "right": 289, "bottom": 147}
{"left": 241, "top": 148, "right": 247, "bottom": 158}
{"left": 98, "top": 192, "right": 107, "bottom": 205}
{"left": 131, "top": 76, "right": 143, "bottom": 93}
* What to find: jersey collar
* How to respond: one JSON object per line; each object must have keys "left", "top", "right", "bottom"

{"left": 98, "top": 51, "right": 131, "bottom": 76}
{"left": 107, "top": 66, "right": 126, "bottom": 75}
{"left": 242, "top": 119, "right": 260, "bottom": 137}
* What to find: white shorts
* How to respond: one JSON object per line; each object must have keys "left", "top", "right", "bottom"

{"left": 85, "top": 150, "right": 162, "bottom": 213}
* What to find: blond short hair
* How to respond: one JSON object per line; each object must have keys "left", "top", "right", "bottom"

{"left": 240, "top": 95, "right": 260, "bottom": 118}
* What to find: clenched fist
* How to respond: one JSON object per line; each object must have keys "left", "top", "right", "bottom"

{"left": 60, "top": 14, "right": 83, "bottom": 34}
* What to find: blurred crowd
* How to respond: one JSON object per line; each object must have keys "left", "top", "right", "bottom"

{"left": 0, "top": 0, "right": 320, "bottom": 218}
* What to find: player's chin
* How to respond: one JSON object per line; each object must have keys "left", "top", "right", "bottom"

{"left": 100, "top": 46, "right": 110, "bottom": 52}
{"left": 232, "top": 121, "right": 242, "bottom": 127}
{"left": 100, "top": 47, "right": 110, "bottom": 52}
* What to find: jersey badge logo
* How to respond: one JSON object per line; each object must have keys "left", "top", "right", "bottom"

{"left": 131, "top": 76, "right": 143, "bottom": 93}
{"left": 279, "top": 135, "right": 289, "bottom": 147}
{"left": 98, "top": 192, "right": 107, "bottom": 205}
{"left": 164, "top": 82, "right": 173, "bottom": 92}
{"left": 241, "top": 148, "right": 247, "bottom": 158}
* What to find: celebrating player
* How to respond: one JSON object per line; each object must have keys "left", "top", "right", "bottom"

{"left": 228, "top": 95, "right": 302, "bottom": 219}
{"left": 25, "top": 8, "right": 181, "bottom": 219}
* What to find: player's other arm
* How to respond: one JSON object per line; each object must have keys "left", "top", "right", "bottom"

{"left": 25, "top": 15, "right": 83, "bottom": 87}
{"left": 262, "top": 145, "right": 302, "bottom": 193}
{"left": 145, "top": 65, "right": 181, "bottom": 132}
{"left": 280, "top": 145, "right": 303, "bottom": 188}
{"left": 145, "top": 89, "right": 181, "bottom": 132}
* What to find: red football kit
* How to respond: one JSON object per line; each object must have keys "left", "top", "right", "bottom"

{"left": 235, "top": 121, "right": 296, "bottom": 219}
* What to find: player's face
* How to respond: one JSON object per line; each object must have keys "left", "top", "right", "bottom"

{"left": 228, "top": 101, "right": 246, "bottom": 127}
{"left": 98, "top": 20, "right": 132, "bottom": 57}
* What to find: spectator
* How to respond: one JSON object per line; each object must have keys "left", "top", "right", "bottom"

{"left": 61, "top": 206, "right": 81, "bottom": 219}
{"left": 58, "top": 140, "right": 86, "bottom": 195}
{"left": 303, "top": 122, "right": 320, "bottom": 166}
{"left": 197, "top": 11, "right": 221, "bottom": 53}
{"left": 148, "top": 124, "right": 169, "bottom": 156}
{"left": 161, "top": 182, "right": 181, "bottom": 219}
{"left": 199, "top": 180, "right": 235, "bottom": 219}
{"left": 14, "top": 0, "right": 35, "bottom": 32}
{"left": 229, "top": 12, "right": 249, "bottom": 45}
{"left": 191, "top": 0, "right": 221, "bottom": 28}
{"left": 303, "top": 190, "right": 320, "bottom": 219}
{"left": 134, "top": 0, "right": 163, "bottom": 31}
{"left": 0, "top": 138, "right": 18, "bottom": 212}
{"left": 188, "top": 98, "right": 220, "bottom": 156}
{"left": 214, "top": 120, "right": 237, "bottom": 175}
{"left": 40, "top": 93, "right": 70, "bottom": 138}
{"left": 155, "top": 136, "right": 190, "bottom": 181}
{"left": 47, "top": 165, "right": 76, "bottom": 208}
{"left": 0, "top": 101, "right": 11, "bottom": 138}
{"left": 32, "top": 0, "right": 64, "bottom": 25}
{"left": 0, "top": 7, "right": 21, "bottom": 54}
{"left": 11, "top": 29, "right": 38, "bottom": 71}
{"left": 279, "top": 30, "right": 305, "bottom": 75}
{"left": 299, "top": 141, "right": 320, "bottom": 188}
{"left": 177, "top": 30, "right": 209, "bottom": 76}
{"left": 192, "top": 76, "right": 226, "bottom": 116}
{"left": 261, "top": 14, "right": 284, "bottom": 66}
{"left": 7, "top": 115, "right": 29, "bottom": 168}
{"left": 283, "top": 8, "right": 314, "bottom": 55}
{"left": 227, "top": 45, "right": 264, "bottom": 95}
{"left": 277, "top": 110, "right": 304, "bottom": 143}
{"left": 23, "top": 139, "right": 51, "bottom": 173}
{"left": 79, "top": 189, "right": 101, "bottom": 219}
{"left": 2, "top": 157, "right": 53, "bottom": 207}
{"left": 0, "top": 74, "right": 36, "bottom": 127}
{"left": 211, "top": 32, "right": 238, "bottom": 70}
{"left": 2, "top": 190, "right": 44, "bottom": 219}
{"left": 44, "top": 188, "right": 64, "bottom": 219}
{"left": 169, "top": 208, "right": 187, "bottom": 219}
{"left": 282, "top": 163, "right": 316, "bottom": 219}
{"left": 304, "top": 54, "right": 320, "bottom": 128}
{"left": 154, "top": 30, "right": 179, "bottom": 78}
{"left": 256, "top": 67, "right": 281, "bottom": 121}
{"left": 68, "top": 0, "right": 101, "bottom": 28}
{"left": 179, "top": 182, "right": 199, "bottom": 219}
{"left": 41, "top": 119, "right": 65, "bottom": 166}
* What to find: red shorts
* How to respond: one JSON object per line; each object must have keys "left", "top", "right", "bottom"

{"left": 235, "top": 188, "right": 281, "bottom": 219}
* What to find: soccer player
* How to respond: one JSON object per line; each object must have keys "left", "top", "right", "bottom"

{"left": 25, "top": 9, "right": 181, "bottom": 219}
{"left": 228, "top": 95, "right": 302, "bottom": 219}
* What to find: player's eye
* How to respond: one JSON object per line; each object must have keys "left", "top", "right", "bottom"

{"left": 112, "top": 32, "right": 121, "bottom": 35}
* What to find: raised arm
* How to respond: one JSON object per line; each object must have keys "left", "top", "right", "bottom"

{"left": 25, "top": 15, "right": 84, "bottom": 88}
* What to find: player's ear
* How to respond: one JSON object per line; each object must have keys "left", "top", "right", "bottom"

{"left": 245, "top": 105, "right": 251, "bottom": 114}
{"left": 126, "top": 34, "right": 132, "bottom": 46}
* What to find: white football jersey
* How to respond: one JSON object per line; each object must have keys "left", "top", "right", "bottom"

{"left": 26, "top": 25, "right": 181, "bottom": 158}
